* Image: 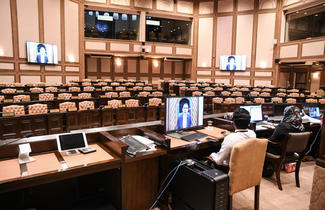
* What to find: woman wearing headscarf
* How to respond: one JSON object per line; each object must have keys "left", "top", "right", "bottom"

{"left": 263, "top": 106, "right": 304, "bottom": 177}
{"left": 267, "top": 105, "right": 305, "bottom": 155}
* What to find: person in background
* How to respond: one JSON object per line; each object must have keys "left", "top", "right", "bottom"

{"left": 209, "top": 108, "right": 256, "bottom": 171}
{"left": 226, "top": 56, "right": 236, "bottom": 70}
{"left": 36, "top": 44, "right": 48, "bottom": 64}
{"left": 176, "top": 98, "right": 192, "bottom": 130}
{"left": 263, "top": 106, "right": 305, "bottom": 176}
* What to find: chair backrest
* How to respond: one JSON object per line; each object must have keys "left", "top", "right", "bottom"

{"left": 286, "top": 132, "right": 311, "bottom": 153}
{"left": 28, "top": 103, "right": 48, "bottom": 115}
{"left": 58, "top": 93, "right": 72, "bottom": 100}
{"left": 107, "top": 100, "right": 122, "bottom": 108}
{"left": 84, "top": 86, "right": 95, "bottom": 92}
{"left": 192, "top": 91, "right": 202, "bottom": 96}
{"left": 212, "top": 97, "right": 223, "bottom": 103}
{"left": 45, "top": 87, "right": 58, "bottom": 92}
{"left": 125, "top": 99, "right": 139, "bottom": 107}
{"left": 152, "top": 91, "right": 163, "bottom": 97}
{"left": 149, "top": 98, "right": 162, "bottom": 106}
{"left": 3, "top": 105, "right": 25, "bottom": 116}
{"left": 30, "top": 87, "right": 43, "bottom": 93}
{"left": 78, "top": 93, "right": 91, "bottom": 99}
{"left": 116, "top": 86, "right": 126, "bottom": 91}
{"left": 2, "top": 88, "right": 16, "bottom": 93}
{"left": 79, "top": 101, "right": 95, "bottom": 110}
{"left": 120, "top": 91, "right": 131, "bottom": 98}
{"left": 102, "top": 86, "right": 113, "bottom": 91}
{"left": 228, "top": 138, "right": 268, "bottom": 195}
{"left": 39, "top": 93, "right": 54, "bottom": 101}
{"left": 138, "top": 91, "right": 150, "bottom": 97}
{"left": 69, "top": 87, "right": 80, "bottom": 92}
{"left": 59, "top": 102, "right": 76, "bottom": 112}
{"left": 105, "top": 92, "right": 118, "bottom": 98}
{"left": 13, "top": 95, "right": 30, "bottom": 102}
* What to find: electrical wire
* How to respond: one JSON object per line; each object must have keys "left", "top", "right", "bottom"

{"left": 149, "top": 160, "right": 184, "bottom": 210}
{"left": 305, "top": 124, "right": 322, "bottom": 155}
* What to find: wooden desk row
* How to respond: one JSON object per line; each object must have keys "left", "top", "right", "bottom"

{"left": 0, "top": 124, "right": 229, "bottom": 210}
{"left": 0, "top": 106, "right": 165, "bottom": 140}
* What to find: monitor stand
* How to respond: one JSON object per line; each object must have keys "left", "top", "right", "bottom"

{"left": 65, "top": 149, "right": 80, "bottom": 156}
{"left": 167, "top": 130, "right": 191, "bottom": 139}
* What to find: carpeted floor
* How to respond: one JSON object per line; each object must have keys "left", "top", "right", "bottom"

{"left": 232, "top": 161, "right": 315, "bottom": 210}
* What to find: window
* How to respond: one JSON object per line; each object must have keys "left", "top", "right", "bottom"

{"left": 85, "top": 10, "right": 139, "bottom": 40}
{"left": 146, "top": 16, "right": 192, "bottom": 45}
{"left": 285, "top": 4, "right": 325, "bottom": 41}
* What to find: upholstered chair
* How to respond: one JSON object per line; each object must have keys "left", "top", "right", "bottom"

{"left": 82, "top": 79, "right": 91, "bottom": 82}
{"left": 232, "top": 91, "right": 242, "bottom": 97}
{"left": 152, "top": 91, "right": 163, "bottom": 97}
{"left": 39, "top": 93, "right": 54, "bottom": 101}
{"left": 28, "top": 104, "right": 48, "bottom": 115}
{"left": 306, "top": 98, "right": 318, "bottom": 103}
{"left": 260, "top": 92, "right": 270, "bottom": 97}
{"left": 45, "top": 87, "right": 58, "bottom": 92}
{"left": 138, "top": 92, "right": 150, "bottom": 97}
{"left": 288, "top": 93, "right": 299, "bottom": 97}
{"left": 224, "top": 98, "right": 236, "bottom": 104}
{"left": 254, "top": 98, "right": 265, "bottom": 104}
{"left": 189, "top": 86, "right": 198, "bottom": 91}
{"left": 136, "top": 82, "right": 144, "bottom": 86}
{"left": 144, "top": 86, "right": 153, "bottom": 91}
{"left": 105, "top": 92, "right": 118, "bottom": 98}
{"left": 116, "top": 86, "right": 126, "bottom": 91}
{"left": 102, "top": 86, "right": 113, "bottom": 91}
{"left": 271, "top": 97, "right": 283, "bottom": 103}
{"left": 82, "top": 82, "right": 91, "bottom": 86}
{"left": 221, "top": 91, "right": 231, "bottom": 97}
{"left": 212, "top": 97, "right": 223, "bottom": 104}
{"left": 78, "top": 93, "right": 91, "bottom": 99}
{"left": 205, "top": 91, "right": 215, "bottom": 96}
{"left": 59, "top": 102, "right": 76, "bottom": 112}
{"left": 13, "top": 95, "right": 30, "bottom": 102}
{"left": 286, "top": 98, "right": 297, "bottom": 104}
{"left": 30, "top": 87, "right": 44, "bottom": 93}
{"left": 125, "top": 99, "right": 139, "bottom": 107}
{"left": 104, "top": 79, "right": 112, "bottom": 82}
{"left": 276, "top": 93, "right": 286, "bottom": 97}
{"left": 111, "top": 82, "right": 120, "bottom": 86}
{"left": 79, "top": 101, "right": 95, "bottom": 111}
{"left": 149, "top": 98, "right": 162, "bottom": 106}
{"left": 253, "top": 88, "right": 261, "bottom": 92}
{"left": 69, "top": 87, "right": 80, "bottom": 92}
{"left": 204, "top": 87, "right": 213, "bottom": 91}
{"left": 107, "top": 100, "right": 122, "bottom": 109}
{"left": 262, "top": 88, "right": 272, "bottom": 92}
{"left": 119, "top": 91, "right": 131, "bottom": 98}
{"left": 0, "top": 95, "right": 4, "bottom": 102}
{"left": 2, "top": 88, "right": 16, "bottom": 94}
{"left": 228, "top": 138, "right": 268, "bottom": 210}
{"left": 98, "top": 82, "right": 108, "bottom": 86}
{"left": 58, "top": 93, "right": 72, "bottom": 100}
{"left": 192, "top": 91, "right": 202, "bottom": 96}
{"left": 3, "top": 105, "right": 25, "bottom": 116}
{"left": 250, "top": 91, "right": 259, "bottom": 97}
{"left": 84, "top": 86, "right": 95, "bottom": 92}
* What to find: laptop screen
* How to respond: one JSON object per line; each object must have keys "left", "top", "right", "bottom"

{"left": 240, "top": 105, "right": 263, "bottom": 122}
{"left": 309, "top": 107, "right": 320, "bottom": 118}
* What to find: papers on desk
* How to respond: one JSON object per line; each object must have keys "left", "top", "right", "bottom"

{"left": 302, "top": 115, "right": 322, "bottom": 125}
{"left": 132, "top": 135, "right": 156, "bottom": 152}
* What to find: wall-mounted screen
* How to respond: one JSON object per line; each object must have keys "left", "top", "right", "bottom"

{"left": 220, "top": 55, "right": 246, "bottom": 71}
{"left": 85, "top": 10, "right": 139, "bottom": 40}
{"left": 26, "top": 42, "right": 58, "bottom": 64}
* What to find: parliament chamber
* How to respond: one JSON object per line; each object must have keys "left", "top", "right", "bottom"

{"left": 0, "top": 0, "right": 325, "bottom": 209}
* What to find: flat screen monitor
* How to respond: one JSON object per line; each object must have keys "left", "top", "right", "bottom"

{"left": 220, "top": 55, "right": 246, "bottom": 71}
{"left": 240, "top": 105, "right": 263, "bottom": 122}
{"left": 26, "top": 42, "right": 58, "bottom": 64}
{"left": 165, "top": 96, "right": 204, "bottom": 133}
{"left": 56, "top": 132, "right": 88, "bottom": 152}
{"left": 308, "top": 107, "right": 320, "bottom": 118}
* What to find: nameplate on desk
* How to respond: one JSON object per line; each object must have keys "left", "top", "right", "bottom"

{"left": 119, "top": 105, "right": 125, "bottom": 108}
{"left": 104, "top": 105, "right": 112, "bottom": 109}
{"left": 17, "top": 90, "right": 24, "bottom": 93}
{"left": 22, "top": 98, "right": 30, "bottom": 102}
{"left": 26, "top": 84, "right": 33, "bottom": 87}
{"left": 3, "top": 112, "right": 14, "bottom": 117}
{"left": 4, "top": 99, "right": 13, "bottom": 103}
{"left": 68, "top": 108, "right": 77, "bottom": 112}
{"left": 0, "top": 84, "right": 5, "bottom": 87}
{"left": 59, "top": 89, "right": 66, "bottom": 92}
{"left": 71, "top": 96, "right": 78, "bottom": 99}
{"left": 57, "top": 97, "right": 65, "bottom": 100}
{"left": 50, "top": 109, "right": 60, "bottom": 113}
{"left": 112, "top": 95, "right": 118, "bottom": 98}
{"left": 149, "top": 94, "right": 153, "bottom": 97}
{"left": 96, "top": 89, "right": 101, "bottom": 91}
{"left": 100, "top": 95, "right": 107, "bottom": 98}
{"left": 170, "top": 94, "right": 176, "bottom": 96}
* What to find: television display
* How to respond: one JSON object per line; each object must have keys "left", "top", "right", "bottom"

{"left": 220, "top": 55, "right": 246, "bottom": 71}
{"left": 56, "top": 132, "right": 88, "bottom": 152}
{"left": 165, "top": 96, "right": 204, "bottom": 133}
{"left": 26, "top": 42, "right": 58, "bottom": 64}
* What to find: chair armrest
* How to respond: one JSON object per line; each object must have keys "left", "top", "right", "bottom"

{"left": 267, "top": 140, "right": 282, "bottom": 147}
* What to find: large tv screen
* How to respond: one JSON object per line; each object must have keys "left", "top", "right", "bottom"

{"left": 220, "top": 55, "right": 246, "bottom": 71}
{"left": 26, "top": 42, "right": 58, "bottom": 64}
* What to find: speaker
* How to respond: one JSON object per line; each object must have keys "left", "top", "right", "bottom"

{"left": 275, "top": 59, "right": 280, "bottom": 64}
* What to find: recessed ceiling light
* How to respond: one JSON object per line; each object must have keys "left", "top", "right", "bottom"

{"left": 315, "top": 14, "right": 319, "bottom": 16}
{"left": 304, "top": 12, "right": 307, "bottom": 15}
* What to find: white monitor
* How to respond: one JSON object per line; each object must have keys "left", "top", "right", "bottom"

{"left": 56, "top": 132, "right": 88, "bottom": 154}
{"left": 240, "top": 105, "right": 263, "bottom": 122}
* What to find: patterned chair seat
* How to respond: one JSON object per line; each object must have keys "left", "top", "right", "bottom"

{"left": 262, "top": 88, "right": 272, "bottom": 92}
{"left": 253, "top": 88, "right": 261, "bottom": 92}
{"left": 254, "top": 98, "right": 265, "bottom": 104}
{"left": 79, "top": 101, "right": 95, "bottom": 110}
{"left": 235, "top": 97, "right": 245, "bottom": 104}
{"left": 319, "top": 99, "right": 325, "bottom": 104}
{"left": 116, "top": 86, "right": 126, "bottom": 91}
{"left": 221, "top": 91, "right": 231, "bottom": 96}
{"left": 224, "top": 98, "right": 235, "bottom": 104}
{"left": 260, "top": 92, "right": 270, "bottom": 97}
{"left": 59, "top": 102, "right": 76, "bottom": 112}
{"left": 231, "top": 91, "right": 242, "bottom": 96}
{"left": 143, "top": 86, "right": 153, "bottom": 91}
{"left": 135, "top": 82, "right": 144, "bottom": 86}
{"left": 278, "top": 88, "right": 286, "bottom": 92}
{"left": 205, "top": 91, "right": 215, "bottom": 96}
{"left": 250, "top": 91, "right": 259, "bottom": 97}
{"left": 102, "top": 86, "right": 113, "bottom": 91}
{"left": 306, "top": 98, "right": 318, "bottom": 103}
{"left": 189, "top": 87, "right": 198, "bottom": 91}
{"left": 82, "top": 79, "right": 91, "bottom": 82}
{"left": 30, "top": 87, "right": 43, "bottom": 93}
{"left": 28, "top": 104, "right": 48, "bottom": 115}
{"left": 288, "top": 89, "right": 299, "bottom": 93}
{"left": 214, "top": 87, "right": 223, "bottom": 91}
{"left": 138, "top": 92, "right": 150, "bottom": 97}
{"left": 271, "top": 97, "right": 283, "bottom": 103}
{"left": 69, "top": 87, "right": 80, "bottom": 92}
{"left": 286, "top": 98, "right": 297, "bottom": 103}
{"left": 98, "top": 82, "right": 108, "bottom": 86}
{"left": 3, "top": 105, "right": 25, "bottom": 116}
{"left": 192, "top": 91, "right": 202, "bottom": 96}
{"left": 104, "top": 79, "right": 112, "bottom": 82}
{"left": 204, "top": 87, "right": 213, "bottom": 91}
{"left": 152, "top": 91, "right": 163, "bottom": 97}
{"left": 288, "top": 93, "right": 299, "bottom": 97}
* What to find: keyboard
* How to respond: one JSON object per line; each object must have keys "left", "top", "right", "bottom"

{"left": 120, "top": 135, "right": 150, "bottom": 156}
{"left": 181, "top": 132, "right": 208, "bottom": 142}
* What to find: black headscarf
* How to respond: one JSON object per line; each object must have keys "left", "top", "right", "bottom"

{"left": 282, "top": 106, "right": 304, "bottom": 131}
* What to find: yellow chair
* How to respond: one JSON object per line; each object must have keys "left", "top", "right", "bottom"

{"left": 228, "top": 138, "right": 268, "bottom": 210}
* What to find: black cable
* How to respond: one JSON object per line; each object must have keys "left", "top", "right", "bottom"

{"left": 305, "top": 124, "right": 322, "bottom": 156}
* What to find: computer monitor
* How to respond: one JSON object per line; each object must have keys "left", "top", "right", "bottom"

{"left": 308, "top": 107, "right": 320, "bottom": 118}
{"left": 165, "top": 96, "right": 204, "bottom": 133}
{"left": 56, "top": 132, "right": 88, "bottom": 154}
{"left": 240, "top": 105, "right": 263, "bottom": 122}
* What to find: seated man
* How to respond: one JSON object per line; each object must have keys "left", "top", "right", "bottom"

{"left": 209, "top": 108, "right": 256, "bottom": 171}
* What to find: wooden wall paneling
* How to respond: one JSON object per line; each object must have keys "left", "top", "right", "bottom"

{"left": 97, "top": 57, "right": 101, "bottom": 79}
{"left": 148, "top": 58, "right": 152, "bottom": 84}
{"left": 79, "top": 1, "right": 85, "bottom": 80}
{"left": 10, "top": 0, "right": 20, "bottom": 82}
{"left": 0, "top": 0, "right": 13, "bottom": 58}
{"left": 123, "top": 57, "right": 128, "bottom": 79}
{"left": 191, "top": 0, "right": 199, "bottom": 80}
{"left": 38, "top": 0, "right": 45, "bottom": 82}
{"left": 250, "top": 0, "right": 258, "bottom": 86}
{"left": 274, "top": 1, "right": 283, "bottom": 87}
{"left": 61, "top": 0, "right": 66, "bottom": 83}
